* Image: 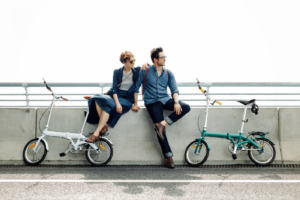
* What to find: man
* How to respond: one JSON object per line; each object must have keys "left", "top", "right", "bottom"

{"left": 132, "top": 47, "right": 191, "bottom": 168}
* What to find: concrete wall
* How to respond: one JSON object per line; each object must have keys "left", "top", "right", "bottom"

{"left": 1, "top": 107, "right": 287, "bottom": 165}
{"left": 0, "top": 108, "right": 36, "bottom": 164}
{"left": 279, "top": 108, "right": 300, "bottom": 164}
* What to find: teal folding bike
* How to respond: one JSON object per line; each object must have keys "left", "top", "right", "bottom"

{"left": 185, "top": 79, "right": 276, "bottom": 167}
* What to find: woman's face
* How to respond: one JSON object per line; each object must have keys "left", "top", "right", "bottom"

{"left": 124, "top": 56, "right": 136, "bottom": 69}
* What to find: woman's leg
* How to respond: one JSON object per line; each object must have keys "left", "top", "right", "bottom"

{"left": 93, "top": 110, "right": 110, "bottom": 137}
{"left": 95, "top": 100, "right": 103, "bottom": 117}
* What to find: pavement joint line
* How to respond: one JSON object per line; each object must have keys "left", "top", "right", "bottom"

{"left": 1, "top": 180, "right": 300, "bottom": 183}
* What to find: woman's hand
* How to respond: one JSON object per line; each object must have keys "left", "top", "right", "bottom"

{"left": 116, "top": 103, "right": 123, "bottom": 113}
{"left": 83, "top": 96, "right": 91, "bottom": 100}
{"left": 141, "top": 63, "right": 150, "bottom": 70}
{"left": 132, "top": 104, "right": 140, "bottom": 112}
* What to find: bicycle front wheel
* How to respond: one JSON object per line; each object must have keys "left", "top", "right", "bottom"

{"left": 248, "top": 138, "right": 276, "bottom": 166}
{"left": 185, "top": 140, "right": 210, "bottom": 167}
{"left": 23, "top": 138, "right": 47, "bottom": 165}
{"left": 85, "top": 139, "right": 113, "bottom": 166}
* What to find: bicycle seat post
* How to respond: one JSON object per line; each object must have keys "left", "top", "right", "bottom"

{"left": 239, "top": 104, "right": 249, "bottom": 134}
{"left": 203, "top": 87, "right": 210, "bottom": 131}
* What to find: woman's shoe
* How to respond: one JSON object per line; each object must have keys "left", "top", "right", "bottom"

{"left": 85, "top": 134, "right": 99, "bottom": 143}
{"left": 100, "top": 125, "right": 108, "bottom": 136}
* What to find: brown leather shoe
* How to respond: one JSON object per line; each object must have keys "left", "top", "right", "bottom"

{"left": 100, "top": 125, "right": 108, "bottom": 136}
{"left": 166, "top": 157, "right": 175, "bottom": 168}
{"left": 88, "top": 125, "right": 108, "bottom": 137}
{"left": 85, "top": 134, "right": 99, "bottom": 143}
{"left": 154, "top": 122, "right": 165, "bottom": 141}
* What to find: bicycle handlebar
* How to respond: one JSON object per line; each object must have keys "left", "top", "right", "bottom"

{"left": 215, "top": 101, "right": 222, "bottom": 105}
{"left": 43, "top": 78, "right": 52, "bottom": 92}
{"left": 196, "top": 78, "right": 222, "bottom": 105}
{"left": 61, "top": 97, "right": 68, "bottom": 101}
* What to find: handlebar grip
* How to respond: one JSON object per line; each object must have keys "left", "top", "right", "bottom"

{"left": 216, "top": 101, "right": 222, "bottom": 105}
{"left": 199, "top": 88, "right": 204, "bottom": 93}
{"left": 61, "top": 97, "right": 68, "bottom": 101}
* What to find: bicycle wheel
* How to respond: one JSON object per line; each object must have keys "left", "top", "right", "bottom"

{"left": 248, "top": 138, "right": 276, "bottom": 166}
{"left": 85, "top": 138, "right": 113, "bottom": 166}
{"left": 185, "top": 140, "right": 210, "bottom": 167}
{"left": 23, "top": 138, "right": 47, "bottom": 165}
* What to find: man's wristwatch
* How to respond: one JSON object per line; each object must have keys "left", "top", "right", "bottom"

{"left": 174, "top": 100, "right": 179, "bottom": 104}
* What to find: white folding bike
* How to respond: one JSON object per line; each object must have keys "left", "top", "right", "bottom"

{"left": 23, "top": 79, "right": 113, "bottom": 166}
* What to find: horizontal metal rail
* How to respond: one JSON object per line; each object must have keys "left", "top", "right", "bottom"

{"left": 1, "top": 82, "right": 300, "bottom": 107}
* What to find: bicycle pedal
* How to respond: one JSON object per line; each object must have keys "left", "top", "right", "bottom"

{"left": 232, "top": 154, "right": 237, "bottom": 160}
{"left": 59, "top": 153, "right": 66, "bottom": 157}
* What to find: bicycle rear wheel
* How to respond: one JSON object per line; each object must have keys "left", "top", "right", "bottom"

{"left": 185, "top": 140, "right": 210, "bottom": 167}
{"left": 23, "top": 138, "right": 47, "bottom": 165}
{"left": 248, "top": 138, "right": 276, "bottom": 166}
{"left": 85, "top": 138, "right": 113, "bottom": 166}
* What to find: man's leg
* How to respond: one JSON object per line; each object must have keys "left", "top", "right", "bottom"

{"left": 162, "top": 99, "right": 191, "bottom": 125}
{"left": 145, "top": 102, "right": 173, "bottom": 159}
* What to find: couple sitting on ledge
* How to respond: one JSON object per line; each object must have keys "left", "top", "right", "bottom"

{"left": 84, "top": 47, "right": 191, "bottom": 168}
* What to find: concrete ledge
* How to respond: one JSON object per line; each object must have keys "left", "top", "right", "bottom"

{"left": 35, "top": 108, "right": 283, "bottom": 165}
{"left": 0, "top": 108, "right": 36, "bottom": 164}
{"left": 0, "top": 107, "right": 283, "bottom": 165}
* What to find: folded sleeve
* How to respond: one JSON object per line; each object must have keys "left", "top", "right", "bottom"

{"left": 168, "top": 70, "right": 179, "bottom": 96}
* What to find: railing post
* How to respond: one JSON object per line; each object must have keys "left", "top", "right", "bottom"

{"left": 99, "top": 83, "right": 103, "bottom": 94}
{"left": 22, "top": 83, "right": 29, "bottom": 107}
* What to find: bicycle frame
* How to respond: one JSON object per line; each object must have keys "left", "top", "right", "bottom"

{"left": 194, "top": 88, "right": 263, "bottom": 155}
{"left": 32, "top": 94, "right": 98, "bottom": 153}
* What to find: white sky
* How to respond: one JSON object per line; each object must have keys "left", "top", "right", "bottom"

{"left": 1, "top": 0, "right": 300, "bottom": 84}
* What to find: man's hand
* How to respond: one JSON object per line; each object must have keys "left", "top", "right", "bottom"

{"left": 116, "top": 103, "right": 122, "bottom": 113}
{"left": 83, "top": 96, "right": 91, "bottom": 100}
{"left": 132, "top": 105, "right": 140, "bottom": 112}
{"left": 174, "top": 103, "right": 182, "bottom": 115}
{"left": 141, "top": 63, "right": 150, "bottom": 70}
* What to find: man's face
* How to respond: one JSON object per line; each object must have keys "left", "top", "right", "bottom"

{"left": 156, "top": 52, "right": 166, "bottom": 67}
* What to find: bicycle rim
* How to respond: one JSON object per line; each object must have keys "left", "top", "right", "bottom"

{"left": 249, "top": 139, "right": 275, "bottom": 165}
{"left": 24, "top": 139, "right": 46, "bottom": 164}
{"left": 86, "top": 140, "right": 112, "bottom": 165}
{"left": 185, "top": 141, "right": 209, "bottom": 167}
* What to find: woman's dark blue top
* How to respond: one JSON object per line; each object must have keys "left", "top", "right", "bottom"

{"left": 86, "top": 66, "right": 141, "bottom": 128}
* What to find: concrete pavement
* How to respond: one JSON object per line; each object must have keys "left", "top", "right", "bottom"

{"left": 1, "top": 166, "right": 300, "bottom": 199}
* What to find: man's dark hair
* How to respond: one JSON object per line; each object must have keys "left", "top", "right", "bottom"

{"left": 150, "top": 47, "right": 163, "bottom": 63}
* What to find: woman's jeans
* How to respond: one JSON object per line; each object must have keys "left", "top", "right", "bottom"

{"left": 145, "top": 99, "right": 191, "bottom": 158}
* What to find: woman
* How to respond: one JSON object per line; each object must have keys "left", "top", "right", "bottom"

{"left": 84, "top": 51, "right": 145, "bottom": 143}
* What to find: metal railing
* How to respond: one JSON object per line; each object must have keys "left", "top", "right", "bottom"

{"left": 1, "top": 82, "right": 300, "bottom": 107}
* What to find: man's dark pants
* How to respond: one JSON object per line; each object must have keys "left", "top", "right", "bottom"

{"left": 145, "top": 99, "right": 191, "bottom": 158}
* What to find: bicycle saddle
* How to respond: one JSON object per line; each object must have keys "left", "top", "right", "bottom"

{"left": 237, "top": 99, "right": 255, "bottom": 105}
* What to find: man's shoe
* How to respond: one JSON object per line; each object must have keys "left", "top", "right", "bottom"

{"left": 166, "top": 157, "right": 175, "bottom": 168}
{"left": 85, "top": 134, "right": 99, "bottom": 143}
{"left": 154, "top": 123, "right": 165, "bottom": 141}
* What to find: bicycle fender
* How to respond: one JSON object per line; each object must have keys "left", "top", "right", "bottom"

{"left": 101, "top": 137, "right": 114, "bottom": 146}
{"left": 195, "top": 138, "right": 211, "bottom": 150}
{"left": 39, "top": 138, "right": 49, "bottom": 151}
{"left": 254, "top": 137, "right": 275, "bottom": 145}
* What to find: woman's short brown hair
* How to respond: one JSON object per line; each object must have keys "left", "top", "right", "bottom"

{"left": 120, "top": 51, "right": 134, "bottom": 63}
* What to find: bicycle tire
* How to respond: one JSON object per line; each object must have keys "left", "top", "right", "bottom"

{"left": 248, "top": 138, "right": 276, "bottom": 166}
{"left": 185, "top": 140, "right": 210, "bottom": 167}
{"left": 23, "top": 138, "right": 47, "bottom": 166}
{"left": 85, "top": 138, "right": 113, "bottom": 166}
